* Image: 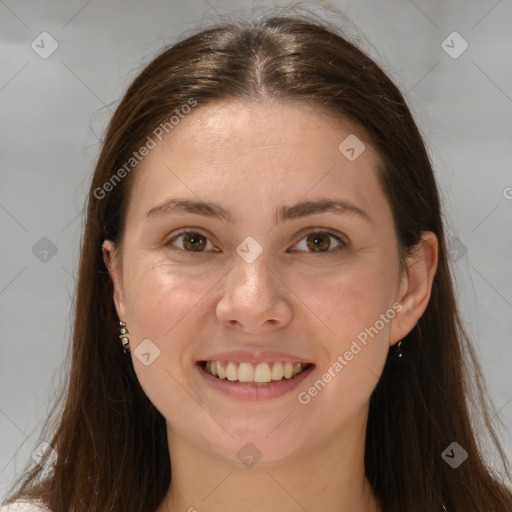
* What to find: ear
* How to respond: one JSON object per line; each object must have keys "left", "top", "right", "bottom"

{"left": 390, "top": 231, "right": 438, "bottom": 345}
{"left": 102, "top": 240, "right": 127, "bottom": 320}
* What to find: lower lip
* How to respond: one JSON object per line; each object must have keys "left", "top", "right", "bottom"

{"left": 196, "top": 363, "right": 315, "bottom": 401}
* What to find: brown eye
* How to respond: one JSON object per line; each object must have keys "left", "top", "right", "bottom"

{"left": 292, "top": 231, "right": 346, "bottom": 255}
{"left": 167, "top": 231, "right": 214, "bottom": 253}
{"left": 182, "top": 232, "right": 207, "bottom": 251}
{"left": 306, "top": 232, "right": 331, "bottom": 252}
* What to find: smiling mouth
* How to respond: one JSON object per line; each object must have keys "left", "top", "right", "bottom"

{"left": 198, "top": 360, "right": 314, "bottom": 385}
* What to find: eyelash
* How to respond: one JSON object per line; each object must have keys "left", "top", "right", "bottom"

{"left": 164, "top": 229, "right": 348, "bottom": 257}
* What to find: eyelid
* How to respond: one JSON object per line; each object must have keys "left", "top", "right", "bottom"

{"left": 165, "top": 228, "right": 218, "bottom": 256}
{"left": 291, "top": 227, "right": 349, "bottom": 247}
{"left": 288, "top": 229, "right": 348, "bottom": 256}
{"left": 165, "top": 228, "right": 349, "bottom": 256}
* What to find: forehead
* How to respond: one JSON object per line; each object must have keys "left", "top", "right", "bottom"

{"left": 125, "top": 99, "right": 389, "bottom": 226}
{"left": 159, "top": 99, "right": 377, "bottom": 161}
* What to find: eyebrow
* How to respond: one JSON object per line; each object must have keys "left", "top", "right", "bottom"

{"left": 145, "top": 197, "right": 371, "bottom": 224}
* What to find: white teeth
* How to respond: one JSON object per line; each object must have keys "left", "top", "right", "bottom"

{"left": 271, "top": 361, "right": 283, "bottom": 380}
{"left": 238, "top": 362, "right": 255, "bottom": 382}
{"left": 203, "top": 360, "right": 309, "bottom": 383}
{"left": 226, "top": 361, "right": 238, "bottom": 381}
{"left": 217, "top": 361, "right": 226, "bottom": 379}
{"left": 254, "top": 362, "right": 272, "bottom": 383}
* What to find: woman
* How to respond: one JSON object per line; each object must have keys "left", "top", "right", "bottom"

{"left": 2, "top": 13, "right": 512, "bottom": 512}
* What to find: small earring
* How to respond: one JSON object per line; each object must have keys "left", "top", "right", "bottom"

{"left": 395, "top": 338, "right": 403, "bottom": 359}
{"left": 118, "top": 320, "right": 130, "bottom": 353}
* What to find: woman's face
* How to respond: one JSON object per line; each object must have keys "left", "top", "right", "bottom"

{"left": 104, "top": 100, "right": 423, "bottom": 467}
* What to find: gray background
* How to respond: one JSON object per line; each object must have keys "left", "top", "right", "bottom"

{"left": 1, "top": 0, "right": 511, "bottom": 497}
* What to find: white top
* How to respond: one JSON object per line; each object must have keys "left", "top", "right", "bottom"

{"left": 0, "top": 502, "right": 49, "bottom": 512}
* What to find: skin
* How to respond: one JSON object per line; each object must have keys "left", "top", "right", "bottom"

{"left": 103, "top": 99, "right": 438, "bottom": 512}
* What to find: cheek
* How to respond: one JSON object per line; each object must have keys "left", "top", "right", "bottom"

{"left": 295, "top": 271, "right": 393, "bottom": 424}
{"left": 294, "top": 261, "right": 395, "bottom": 396}
{"left": 123, "top": 257, "right": 221, "bottom": 342}
{"left": 300, "top": 263, "right": 396, "bottom": 344}
{"left": 123, "top": 262, "right": 222, "bottom": 418}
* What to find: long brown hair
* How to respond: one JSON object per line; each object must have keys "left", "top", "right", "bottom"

{"left": 4, "top": 12, "right": 512, "bottom": 512}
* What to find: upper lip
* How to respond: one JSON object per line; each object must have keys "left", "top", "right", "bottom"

{"left": 198, "top": 350, "right": 314, "bottom": 365}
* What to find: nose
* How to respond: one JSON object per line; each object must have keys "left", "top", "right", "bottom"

{"left": 215, "top": 254, "right": 293, "bottom": 333}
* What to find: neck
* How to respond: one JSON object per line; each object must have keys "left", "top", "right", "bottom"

{"left": 156, "top": 406, "right": 381, "bottom": 512}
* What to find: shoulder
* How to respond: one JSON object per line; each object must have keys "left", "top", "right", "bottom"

{"left": 0, "top": 501, "right": 49, "bottom": 512}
